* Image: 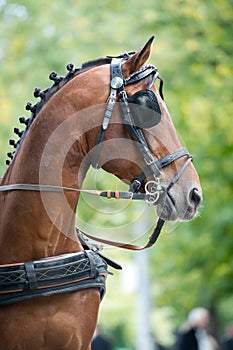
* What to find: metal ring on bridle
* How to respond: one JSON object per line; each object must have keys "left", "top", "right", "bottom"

{"left": 145, "top": 180, "right": 163, "bottom": 205}
{"left": 145, "top": 179, "right": 162, "bottom": 195}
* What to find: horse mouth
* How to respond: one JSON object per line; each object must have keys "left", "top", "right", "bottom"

{"left": 156, "top": 194, "right": 178, "bottom": 221}
{"left": 156, "top": 192, "right": 198, "bottom": 221}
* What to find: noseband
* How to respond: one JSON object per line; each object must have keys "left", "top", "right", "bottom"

{"left": 92, "top": 58, "right": 192, "bottom": 206}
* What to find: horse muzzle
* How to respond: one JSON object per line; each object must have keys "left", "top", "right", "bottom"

{"left": 155, "top": 184, "right": 202, "bottom": 221}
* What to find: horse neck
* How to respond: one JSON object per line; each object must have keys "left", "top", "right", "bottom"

{"left": 0, "top": 73, "right": 106, "bottom": 264}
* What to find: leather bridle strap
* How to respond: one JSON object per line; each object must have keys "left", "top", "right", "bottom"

{"left": 124, "top": 64, "right": 159, "bottom": 86}
{"left": 92, "top": 58, "right": 124, "bottom": 169}
{"left": 167, "top": 154, "right": 193, "bottom": 192}
{"left": 130, "top": 147, "right": 190, "bottom": 192}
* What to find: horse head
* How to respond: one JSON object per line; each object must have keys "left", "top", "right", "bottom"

{"left": 80, "top": 36, "right": 202, "bottom": 222}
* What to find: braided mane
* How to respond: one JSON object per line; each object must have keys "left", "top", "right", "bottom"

{"left": 6, "top": 56, "right": 112, "bottom": 166}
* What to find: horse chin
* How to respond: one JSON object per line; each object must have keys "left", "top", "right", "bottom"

{"left": 156, "top": 200, "right": 179, "bottom": 221}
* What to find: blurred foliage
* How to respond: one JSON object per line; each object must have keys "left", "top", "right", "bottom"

{"left": 0, "top": 0, "right": 232, "bottom": 348}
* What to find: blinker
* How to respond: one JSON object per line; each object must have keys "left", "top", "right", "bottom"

{"left": 128, "top": 89, "right": 161, "bottom": 128}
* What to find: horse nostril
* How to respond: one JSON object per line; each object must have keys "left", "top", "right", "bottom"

{"left": 189, "top": 188, "right": 202, "bottom": 208}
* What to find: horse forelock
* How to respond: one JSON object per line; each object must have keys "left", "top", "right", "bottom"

{"left": 6, "top": 56, "right": 113, "bottom": 167}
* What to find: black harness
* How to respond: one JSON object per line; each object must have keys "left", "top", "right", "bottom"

{"left": 0, "top": 250, "right": 108, "bottom": 306}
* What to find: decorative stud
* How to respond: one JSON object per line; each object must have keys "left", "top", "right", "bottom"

{"left": 49, "top": 72, "right": 62, "bottom": 84}
{"left": 25, "top": 102, "right": 32, "bottom": 110}
{"left": 7, "top": 152, "right": 13, "bottom": 159}
{"left": 9, "top": 139, "right": 16, "bottom": 147}
{"left": 19, "top": 117, "right": 30, "bottom": 125}
{"left": 34, "top": 88, "right": 45, "bottom": 99}
{"left": 25, "top": 102, "right": 36, "bottom": 112}
{"left": 14, "top": 128, "right": 23, "bottom": 137}
{"left": 66, "top": 63, "right": 74, "bottom": 72}
{"left": 25, "top": 102, "right": 32, "bottom": 111}
{"left": 34, "top": 87, "right": 41, "bottom": 97}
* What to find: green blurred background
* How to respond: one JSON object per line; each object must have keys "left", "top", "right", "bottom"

{"left": 0, "top": 0, "right": 232, "bottom": 349}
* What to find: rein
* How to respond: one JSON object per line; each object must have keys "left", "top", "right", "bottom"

{"left": 77, "top": 218, "right": 165, "bottom": 251}
{"left": 0, "top": 183, "right": 147, "bottom": 200}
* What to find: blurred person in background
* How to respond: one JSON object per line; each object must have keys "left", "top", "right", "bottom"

{"left": 174, "top": 307, "right": 219, "bottom": 350}
{"left": 91, "top": 325, "right": 113, "bottom": 350}
{"left": 220, "top": 324, "right": 233, "bottom": 350}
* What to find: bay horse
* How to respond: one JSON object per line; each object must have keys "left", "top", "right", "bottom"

{"left": 0, "top": 37, "right": 202, "bottom": 349}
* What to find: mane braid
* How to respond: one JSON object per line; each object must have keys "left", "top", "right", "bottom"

{"left": 6, "top": 56, "right": 112, "bottom": 166}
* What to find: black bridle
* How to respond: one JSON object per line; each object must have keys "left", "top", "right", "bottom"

{"left": 86, "top": 57, "right": 193, "bottom": 247}
{"left": 92, "top": 58, "right": 192, "bottom": 206}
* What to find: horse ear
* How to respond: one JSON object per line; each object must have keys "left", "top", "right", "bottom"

{"left": 122, "top": 36, "right": 155, "bottom": 77}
